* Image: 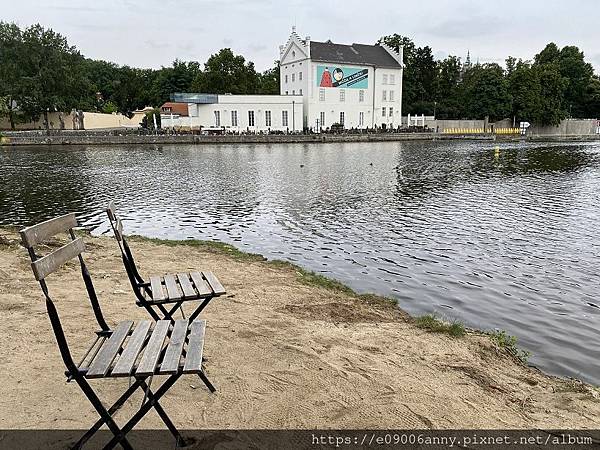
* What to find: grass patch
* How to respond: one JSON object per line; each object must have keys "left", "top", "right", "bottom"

{"left": 415, "top": 314, "right": 466, "bottom": 337}
{"left": 127, "top": 235, "right": 266, "bottom": 262}
{"left": 489, "top": 330, "right": 531, "bottom": 364}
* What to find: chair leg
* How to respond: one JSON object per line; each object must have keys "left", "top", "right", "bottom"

{"left": 74, "top": 377, "right": 134, "bottom": 450}
{"left": 102, "top": 374, "right": 182, "bottom": 450}
{"left": 74, "top": 379, "right": 143, "bottom": 448}
{"left": 197, "top": 370, "right": 216, "bottom": 393}
{"left": 138, "top": 378, "right": 186, "bottom": 446}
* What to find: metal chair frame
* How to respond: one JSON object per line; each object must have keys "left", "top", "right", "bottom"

{"left": 106, "top": 203, "right": 224, "bottom": 323}
{"left": 20, "top": 214, "right": 215, "bottom": 449}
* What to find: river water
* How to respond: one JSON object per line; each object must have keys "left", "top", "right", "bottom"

{"left": 1, "top": 141, "right": 599, "bottom": 383}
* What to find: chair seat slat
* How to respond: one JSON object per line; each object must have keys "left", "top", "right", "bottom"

{"left": 183, "top": 320, "right": 206, "bottom": 374}
{"left": 202, "top": 271, "right": 226, "bottom": 295}
{"left": 177, "top": 273, "right": 197, "bottom": 299}
{"left": 159, "top": 320, "right": 189, "bottom": 374}
{"left": 189, "top": 272, "right": 212, "bottom": 297}
{"left": 150, "top": 276, "right": 166, "bottom": 301}
{"left": 87, "top": 321, "right": 134, "bottom": 378}
{"left": 31, "top": 238, "right": 86, "bottom": 281}
{"left": 111, "top": 321, "right": 152, "bottom": 377}
{"left": 135, "top": 321, "right": 170, "bottom": 376}
{"left": 163, "top": 274, "right": 181, "bottom": 300}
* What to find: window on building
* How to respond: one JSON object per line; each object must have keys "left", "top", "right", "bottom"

{"left": 359, "top": 111, "right": 364, "bottom": 126}
{"left": 389, "top": 74, "right": 395, "bottom": 85}
{"left": 231, "top": 110, "right": 238, "bottom": 127}
{"left": 339, "top": 111, "right": 345, "bottom": 125}
{"left": 285, "top": 91, "right": 288, "bottom": 95}
{"left": 282, "top": 110, "right": 289, "bottom": 127}
{"left": 320, "top": 111, "right": 325, "bottom": 128}
{"left": 382, "top": 90, "right": 387, "bottom": 101}
{"left": 292, "top": 50, "right": 296, "bottom": 58}
{"left": 382, "top": 74, "right": 388, "bottom": 85}
{"left": 359, "top": 90, "right": 364, "bottom": 102}
{"left": 265, "top": 110, "right": 272, "bottom": 127}
{"left": 248, "top": 110, "right": 255, "bottom": 127}
{"left": 285, "top": 74, "right": 288, "bottom": 83}
{"left": 340, "top": 89, "right": 345, "bottom": 102}
{"left": 214, "top": 110, "right": 220, "bottom": 127}
{"left": 382, "top": 107, "right": 386, "bottom": 117}
{"left": 299, "top": 72, "right": 303, "bottom": 81}
{"left": 299, "top": 88, "right": 302, "bottom": 95}
{"left": 389, "top": 90, "right": 394, "bottom": 102}
{"left": 319, "top": 89, "right": 325, "bottom": 102}
{"left": 292, "top": 73, "right": 295, "bottom": 82}
{"left": 292, "top": 90, "right": 295, "bottom": 95}
{"left": 389, "top": 107, "right": 393, "bottom": 118}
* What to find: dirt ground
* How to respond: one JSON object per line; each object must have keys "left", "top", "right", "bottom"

{"left": 1, "top": 228, "right": 599, "bottom": 431}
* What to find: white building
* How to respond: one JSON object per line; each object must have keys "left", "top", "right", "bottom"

{"left": 279, "top": 27, "right": 404, "bottom": 130}
{"left": 168, "top": 93, "right": 303, "bottom": 133}
{"left": 166, "top": 28, "right": 403, "bottom": 132}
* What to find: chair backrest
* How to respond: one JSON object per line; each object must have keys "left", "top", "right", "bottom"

{"left": 106, "top": 202, "right": 149, "bottom": 303}
{"left": 20, "top": 213, "right": 111, "bottom": 371}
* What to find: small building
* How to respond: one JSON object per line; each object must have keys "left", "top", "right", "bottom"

{"left": 160, "top": 102, "right": 189, "bottom": 117}
{"left": 279, "top": 27, "right": 404, "bottom": 130}
{"left": 169, "top": 93, "right": 303, "bottom": 132}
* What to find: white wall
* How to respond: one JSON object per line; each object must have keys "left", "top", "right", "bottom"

{"left": 304, "top": 63, "right": 403, "bottom": 130}
{"left": 172, "top": 95, "right": 303, "bottom": 132}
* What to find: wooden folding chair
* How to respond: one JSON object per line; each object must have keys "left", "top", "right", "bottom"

{"left": 106, "top": 202, "right": 226, "bottom": 322}
{"left": 20, "top": 213, "right": 215, "bottom": 449}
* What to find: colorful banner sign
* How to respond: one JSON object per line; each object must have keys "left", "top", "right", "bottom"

{"left": 316, "top": 65, "right": 368, "bottom": 89}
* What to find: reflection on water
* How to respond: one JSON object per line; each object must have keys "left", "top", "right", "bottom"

{"left": 1, "top": 141, "right": 600, "bottom": 383}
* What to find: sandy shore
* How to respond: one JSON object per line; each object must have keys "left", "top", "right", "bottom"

{"left": 0, "top": 228, "right": 599, "bottom": 430}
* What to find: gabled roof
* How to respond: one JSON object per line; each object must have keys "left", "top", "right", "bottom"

{"left": 310, "top": 41, "right": 402, "bottom": 69}
{"left": 159, "top": 102, "right": 189, "bottom": 116}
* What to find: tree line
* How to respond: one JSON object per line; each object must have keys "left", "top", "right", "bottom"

{"left": 1, "top": 22, "right": 598, "bottom": 130}
{"left": 379, "top": 34, "right": 600, "bottom": 125}
{"left": 0, "top": 22, "right": 279, "bottom": 129}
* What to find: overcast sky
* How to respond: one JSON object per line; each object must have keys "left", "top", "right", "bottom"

{"left": 3, "top": 0, "right": 599, "bottom": 73}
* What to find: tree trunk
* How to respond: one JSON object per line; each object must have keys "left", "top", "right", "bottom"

{"left": 43, "top": 110, "right": 49, "bottom": 134}
{"left": 8, "top": 98, "right": 15, "bottom": 130}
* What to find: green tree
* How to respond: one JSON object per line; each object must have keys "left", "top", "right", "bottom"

{"left": 557, "top": 46, "right": 594, "bottom": 117}
{"left": 192, "top": 48, "right": 259, "bottom": 94}
{"left": 258, "top": 60, "right": 280, "bottom": 94}
{"left": 507, "top": 60, "right": 542, "bottom": 123}
{"left": 434, "top": 55, "right": 462, "bottom": 118}
{"left": 0, "top": 22, "right": 25, "bottom": 129}
{"left": 584, "top": 77, "right": 600, "bottom": 118}
{"left": 150, "top": 59, "right": 201, "bottom": 105}
{"left": 460, "top": 63, "right": 511, "bottom": 121}
{"left": 17, "top": 24, "right": 86, "bottom": 129}
{"left": 537, "top": 63, "right": 567, "bottom": 125}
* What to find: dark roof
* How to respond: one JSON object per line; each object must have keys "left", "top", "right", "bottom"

{"left": 310, "top": 41, "right": 401, "bottom": 69}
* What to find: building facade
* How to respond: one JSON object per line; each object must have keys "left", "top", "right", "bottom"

{"left": 166, "top": 93, "right": 303, "bottom": 132}
{"left": 279, "top": 27, "right": 404, "bottom": 130}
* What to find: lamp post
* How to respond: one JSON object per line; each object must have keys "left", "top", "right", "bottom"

{"left": 292, "top": 100, "right": 296, "bottom": 132}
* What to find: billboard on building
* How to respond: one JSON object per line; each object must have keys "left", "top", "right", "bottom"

{"left": 316, "top": 65, "right": 368, "bottom": 89}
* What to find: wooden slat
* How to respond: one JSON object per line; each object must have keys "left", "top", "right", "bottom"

{"left": 31, "top": 238, "right": 85, "bottom": 281}
{"left": 177, "top": 273, "right": 196, "bottom": 299}
{"left": 111, "top": 320, "right": 152, "bottom": 377}
{"left": 159, "top": 320, "right": 188, "bottom": 374}
{"left": 135, "top": 320, "right": 170, "bottom": 376}
{"left": 189, "top": 272, "right": 212, "bottom": 297}
{"left": 107, "top": 201, "right": 116, "bottom": 221}
{"left": 150, "top": 276, "right": 166, "bottom": 301}
{"left": 202, "top": 271, "right": 226, "bottom": 295}
{"left": 114, "top": 218, "right": 123, "bottom": 241}
{"left": 163, "top": 274, "right": 181, "bottom": 300}
{"left": 20, "top": 213, "right": 78, "bottom": 248}
{"left": 183, "top": 320, "right": 206, "bottom": 374}
{"left": 86, "top": 321, "right": 134, "bottom": 378}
